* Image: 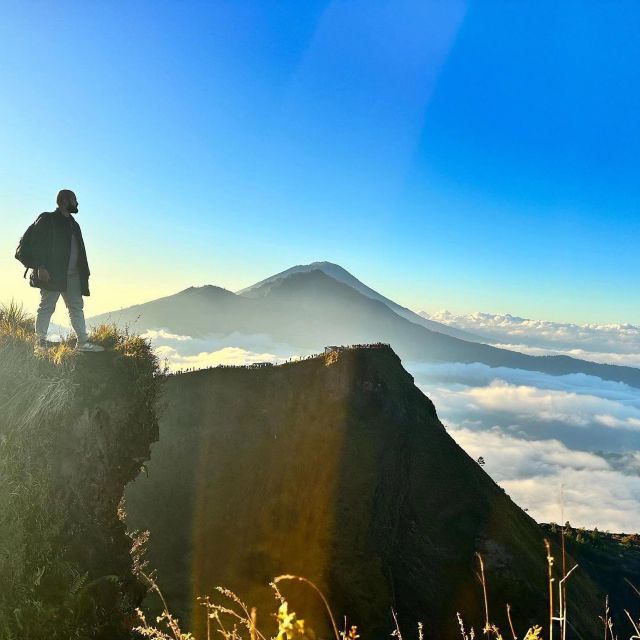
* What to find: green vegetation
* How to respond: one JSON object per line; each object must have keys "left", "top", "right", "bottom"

{"left": 0, "top": 302, "right": 163, "bottom": 639}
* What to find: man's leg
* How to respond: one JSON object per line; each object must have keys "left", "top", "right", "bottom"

{"left": 61, "top": 272, "right": 89, "bottom": 344}
{"left": 35, "top": 288, "right": 60, "bottom": 343}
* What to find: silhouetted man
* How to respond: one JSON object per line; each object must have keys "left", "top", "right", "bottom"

{"left": 31, "top": 189, "right": 104, "bottom": 352}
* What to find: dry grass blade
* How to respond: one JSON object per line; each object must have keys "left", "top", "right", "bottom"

{"left": 506, "top": 604, "right": 517, "bottom": 640}
{"left": 198, "top": 590, "right": 268, "bottom": 640}
{"left": 457, "top": 612, "right": 475, "bottom": 640}
{"left": 545, "top": 539, "right": 554, "bottom": 640}
{"left": 625, "top": 610, "right": 640, "bottom": 640}
{"left": 136, "top": 570, "right": 193, "bottom": 640}
{"left": 625, "top": 578, "right": 640, "bottom": 599}
{"left": 273, "top": 575, "right": 341, "bottom": 640}
{"left": 0, "top": 300, "right": 34, "bottom": 337}
{"left": 558, "top": 564, "right": 578, "bottom": 640}
{"left": 522, "top": 627, "right": 542, "bottom": 640}
{"left": 391, "top": 608, "right": 403, "bottom": 640}
{"left": 475, "top": 553, "right": 492, "bottom": 636}
{"left": 250, "top": 607, "right": 257, "bottom": 640}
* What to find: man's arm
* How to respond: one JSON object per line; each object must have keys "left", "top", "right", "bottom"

{"left": 75, "top": 223, "right": 90, "bottom": 277}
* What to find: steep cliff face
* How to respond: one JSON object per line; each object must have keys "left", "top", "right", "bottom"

{"left": 0, "top": 327, "right": 161, "bottom": 640}
{"left": 125, "top": 345, "right": 614, "bottom": 639}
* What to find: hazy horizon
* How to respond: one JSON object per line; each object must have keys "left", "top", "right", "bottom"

{"left": 5, "top": 258, "right": 640, "bottom": 329}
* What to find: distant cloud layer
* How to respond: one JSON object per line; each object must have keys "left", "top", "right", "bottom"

{"left": 490, "top": 343, "right": 640, "bottom": 368}
{"left": 409, "top": 361, "right": 640, "bottom": 532}
{"left": 420, "top": 311, "right": 640, "bottom": 366}
{"left": 140, "top": 328, "right": 310, "bottom": 371}
{"left": 155, "top": 345, "right": 285, "bottom": 369}
{"left": 449, "top": 426, "right": 640, "bottom": 532}
{"left": 436, "top": 379, "right": 640, "bottom": 431}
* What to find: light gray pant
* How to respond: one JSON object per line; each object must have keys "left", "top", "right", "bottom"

{"left": 35, "top": 271, "right": 88, "bottom": 343}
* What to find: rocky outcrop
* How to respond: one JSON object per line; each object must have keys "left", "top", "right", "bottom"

{"left": 0, "top": 331, "right": 161, "bottom": 639}
{"left": 126, "top": 345, "right": 629, "bottom": 639}
{"left": 59, "top": 350, "right": 160, "bottom": 637}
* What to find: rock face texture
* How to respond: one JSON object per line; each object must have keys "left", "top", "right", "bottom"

{"left": 60, "top": 350, "right": 161, "bottom": 638}
{"left": 126, "top": 345, "right": 618, "bottom": 639}
{"left": 0, "top": 332, "right": 161, "bottom": 640}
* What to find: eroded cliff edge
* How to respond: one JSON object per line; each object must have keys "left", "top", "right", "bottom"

{"left": 126, "top": 345, "right": 631, "bottom": 639}
{"left": 0, "top": 323, "right": 161, "bottom": 640}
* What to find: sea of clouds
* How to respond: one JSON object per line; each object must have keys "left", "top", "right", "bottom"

{"left": 421, "top": 310, "right": 640, "bottom": 367}
{"left": 408, "top": 361, "right": 640, "bottom": 533}
{"left": 122, "top": 320, "right": 640, "bottom": 534}
{"left": 139, "top": 329, "right": 316, "bottom": 370}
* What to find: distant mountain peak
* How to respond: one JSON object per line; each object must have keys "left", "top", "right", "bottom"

{"left": 237, "top": 261, "right": 485, "bottom": 342}
{"left": 236, "top": 261, "right": 346, "bottom": 296}
{"left": 307, "top": 260, "right": 341, "bottom": 268}
{"left": 178, "top": 284, "right": 235, "bottom": 297}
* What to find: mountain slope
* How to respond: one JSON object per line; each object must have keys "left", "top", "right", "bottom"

{"left": 125, "top": 345, "right": 627, "bottom": 639}
{"left": 237, "top": 261, "right": 484, "bottom": 341}
{"left": 91, "top": 284, "right": 260, "bottom": 336}
{"left": 90, "top": 270, "right": 640, "bottom": 389}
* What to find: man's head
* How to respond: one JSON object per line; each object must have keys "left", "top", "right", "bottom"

{"left": 56, "top": 189, "right": 79, "bottom": 214}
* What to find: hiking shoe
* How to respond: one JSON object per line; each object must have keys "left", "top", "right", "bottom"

{"left": 34, "top": 340, "right": 48, "bottom": 356}
{"left": 76, "top": 341, "right": 105, "bottom": 353}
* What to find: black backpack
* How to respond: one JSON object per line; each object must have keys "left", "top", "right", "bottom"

{"left": 15, "top": 212, "right": 50, "bottom": 276}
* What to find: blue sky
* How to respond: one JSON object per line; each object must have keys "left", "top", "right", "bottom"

{"left": 1, "top": 0, "right": 638, "bottom": 323}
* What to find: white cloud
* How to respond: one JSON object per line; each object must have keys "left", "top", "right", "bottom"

{"left": 156, "top": 345, "right": 286, "bottom": 371}
{"left": 408, "top": 361, "right": 640, "bottom": 406}
{"left": 448, "top": 426, "right": 640, "bottom": 532}
{"left": 405, "top": 360, "right": 640, "bottom": 531}
{"left": 408, "top": 362, "right": 640, "bottom": 458}
{"left": 490, "top": 343, "right": 640, "bottom": 368}
{"left": 450, "top": 380, "right": 640, "bottom": 431}
{"left": 141, "top": 329, "right": 192, "bottom": 342}
{"left": 419, "top": 310, "right": 640, "bottom": 366}
{"left": 138, "top": 327, "right": 311, "bottom": 369}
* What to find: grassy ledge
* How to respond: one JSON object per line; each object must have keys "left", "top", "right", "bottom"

{"left": 0, "top": 301, "right": 163, "bottom": 640}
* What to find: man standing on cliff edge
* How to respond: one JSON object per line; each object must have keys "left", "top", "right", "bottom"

{"left": 29, "top": 189, "right": 104, "bottom": 353}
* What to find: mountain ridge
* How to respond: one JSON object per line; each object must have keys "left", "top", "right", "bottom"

{"left": 90, "top": 268, "right": 640, "bottom": 389}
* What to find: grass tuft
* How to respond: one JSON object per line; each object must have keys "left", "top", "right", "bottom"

{"left": 0, "top": 299, "right": 34, "bottom": 340}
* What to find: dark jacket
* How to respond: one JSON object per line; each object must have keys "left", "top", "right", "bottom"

{"left": 31, "top": 210, "right": 91, "bottom": 296}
